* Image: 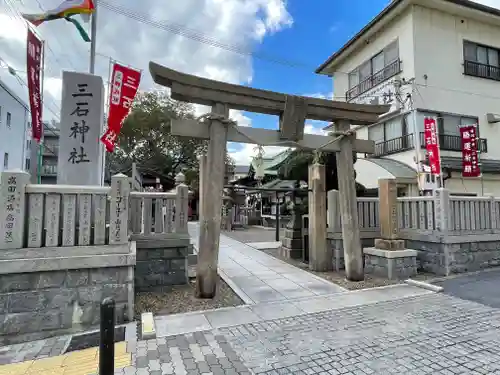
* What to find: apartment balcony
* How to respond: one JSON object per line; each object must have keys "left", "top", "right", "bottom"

{"left": 40, "top": 165, "right": 57, "bottom": 176}
{"left": 464, "top": 60, "right": 500, "bottom": 81}
{"left": 346, "top": 59, "right": 402, "bottom": 101}
{"left": 373, "top": 133, "right": 488, "bottom": 157}
{"left": 42, "top": 144, "right": 59, "bottom": 156}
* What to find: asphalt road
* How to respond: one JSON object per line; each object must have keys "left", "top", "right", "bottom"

{"left": 434, "top": 268, "right": 500, "bottom": 308}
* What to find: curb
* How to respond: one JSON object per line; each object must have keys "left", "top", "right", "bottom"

{"left": 404, "top": 279, "right": 444, "bottom": 293}
{"left": 140, "top": 312, "right": 157, "bottom": 340}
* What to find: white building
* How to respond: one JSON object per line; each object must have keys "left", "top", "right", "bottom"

{"left": 317, "top": 0, "right": 500, "bottom": 196}
{"left": 0, "top": 78, "right": 30, "bottom": 173}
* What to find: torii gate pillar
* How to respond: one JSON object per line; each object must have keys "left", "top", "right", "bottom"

{"left": 196, "top": 103, "right": 229, "bottom": 298}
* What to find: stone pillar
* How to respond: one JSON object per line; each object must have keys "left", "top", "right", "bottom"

{"left": 0, "top": 170, "right": 30, "bottom": 250}
{"left": 374, "top": 178, "right": 405, "bottom": 250}
{"left": 57, "top": 71, "right": 105, "bottom": 186}
{"left": 363, "top": 178, "right": 417, "bottom": 280}
{"left": 434, "top": 188, "right": 450, "bottom": 234}
{"left": 280, "top": 191, "right": 304, "bottom": 259}
{"left": 327, "top": 189, "right": 344, "bottom": 271}
{"left": 175, "top": 172, "right": 189, "bottom": 234}
{"left": 308, "top": 163, "right": 331, "bottom": 271}
{"left": 109, "top": 173, "right": 130, "bottom": 245}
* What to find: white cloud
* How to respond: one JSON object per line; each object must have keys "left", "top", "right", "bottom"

{"left": 0, "top": 0, "right": 292, "bottom": 130}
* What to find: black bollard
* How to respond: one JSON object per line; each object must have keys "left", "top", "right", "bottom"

{"left": 99, "top": 298, "right": 115, "bottom": 375}
{"left": 275, "top": 192, "right": 280, "bottom": 242}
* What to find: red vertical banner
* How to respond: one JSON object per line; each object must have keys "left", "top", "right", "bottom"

{"left": 423, "top": 117, "right": 441, "bottom": 176}
{"left": 460, "top": 124, "right": 481, "bottom": 177}
{"left": 100, "top": 63, "right": 141, "bottom": 152}
{"left": 26, "top": 29, "right": 43, "bottom": 143}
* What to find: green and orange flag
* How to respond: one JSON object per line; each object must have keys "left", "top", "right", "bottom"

{"left": 22, "top": 0, "right": 95, "bottom": 42}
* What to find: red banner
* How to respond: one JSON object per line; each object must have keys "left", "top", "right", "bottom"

{"left": 100, "top": 63, "right": 141, "bottom": 152}
{"left": 460, "top": 124, "right": 481, "bottom": 177}
{"left": 423, "top": 117, "right": 441, "bottom": 176}
{"left": 26, "top": 29, "right": 43, "bottom": 143}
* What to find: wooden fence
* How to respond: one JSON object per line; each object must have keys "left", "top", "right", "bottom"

{"left": 0, "top": 170, "right": 189, "bottom": 250}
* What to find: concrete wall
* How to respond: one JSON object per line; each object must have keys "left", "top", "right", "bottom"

{"left": 332, "top": 8, "right": 415, "bottom": 101}
{"left": 0, "top": 80, "right": 29, "bottom": 173}
{"left": 133, "top": 235, "right": 190, "bottom": 291}
{"left": 0, "top": 243, "right": 135, "bottom": 345}
{"left": 413, "top": 4, "right": 500, "bottom": 161}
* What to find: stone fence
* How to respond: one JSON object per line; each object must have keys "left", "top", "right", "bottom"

{"left": 325, "top": 187, "right": 500, "bottom": 276}
{"left": 0, "top": 170, "right": 190, "bottom": 344}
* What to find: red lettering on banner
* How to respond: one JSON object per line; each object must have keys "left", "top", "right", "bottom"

{"left": 100, "top": 63, "right": 141, "bottom": 152}
{"left": 423, "top": 117, "right": 441, "bottom": 176}
{"left": 460, "top": 124, "right": 480, "bottom": 178}
{"left": 26, "top": 29, "right": 43, "bottom": 143}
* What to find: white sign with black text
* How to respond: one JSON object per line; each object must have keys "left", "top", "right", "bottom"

{"left": 57, "top": 71, "right": 105, "bottom": 185}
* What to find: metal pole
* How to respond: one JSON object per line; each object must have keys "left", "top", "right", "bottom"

{"left": 99, "top": 298, "right": 115, "bottom": 375}
{"left": 89, "top": 0, "right": 98, "bottom": 74}
{"left": 37, "top": 142, "right": 43, "bottom": 184}
{"left": 275, "top": 192, "right": 280, "bottom": 241}
{"left": 37, "top": 39, "right": 46, "bottom": 184}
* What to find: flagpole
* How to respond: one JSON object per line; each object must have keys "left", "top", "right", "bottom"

{"left": 38, "top": 39, "right": 46, "bottom": 184}
{"left": 89, "top": 0, "right": 97, "bottom": 74}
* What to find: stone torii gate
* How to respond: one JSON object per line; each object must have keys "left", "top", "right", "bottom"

{"left": 150, "top": 62, "right": 389, "bottom": 297}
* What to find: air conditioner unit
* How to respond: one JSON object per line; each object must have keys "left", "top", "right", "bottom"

{"left": 486, "top": 113, "right": 500, "bottom": 123}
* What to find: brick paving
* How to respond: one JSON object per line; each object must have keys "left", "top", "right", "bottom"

{"left": 4, "top": 291, "right": 500, "bottom": 374}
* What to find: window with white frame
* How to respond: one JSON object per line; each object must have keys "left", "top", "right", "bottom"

{"left": 6, "top": 112, "right": 11, "bottom": 128}
{"left": 3, "top": 153, "right": 8, "bottom": 169}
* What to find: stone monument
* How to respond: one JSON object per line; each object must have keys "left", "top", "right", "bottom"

{"left": 363, "top": 178, "right": 418, "bottom": 279}
{"left": 57, "top": 71, "right": 105, "bottom": 185}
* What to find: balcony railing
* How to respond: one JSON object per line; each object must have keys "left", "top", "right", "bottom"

{"left": 346, "top": 59, "right": 401, "bottom": 101}
{"left": 373, "top": 133, "right": 488, "bottom": 157}
{"left": 464, "top": 60, "right": 500, "bottom": 81}
{"left": 43, "top": 145, "right": 59, "bottom": 155}
{"left": 419, "top": 132, "right": 488, "bottom": 153}
{"left": 374, "top": 134, "right": 414, "bottom": 156}
{"left": 41, "top": 165, "right": 57, "bottom": 175}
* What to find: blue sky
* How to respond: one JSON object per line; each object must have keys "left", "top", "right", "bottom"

{"left": 228, "top": 0, "right": 390, "bottom": 163}
{"left": 0, "top": 0, "right": 391, "bottom": 165}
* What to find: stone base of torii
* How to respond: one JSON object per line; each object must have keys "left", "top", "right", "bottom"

{"left": 148, "top": 62, "right": 389, "bottom": 297}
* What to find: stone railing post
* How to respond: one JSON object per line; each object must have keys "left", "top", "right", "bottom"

{"left": 434, "top": 188, "right": 450, "bottom": 233}
{"left": 199, "top": 154, "right": 207, "bottom": 221}
{"left": 109, "top": 173, "right": 130, "bottom": 245}
{"left": 327, "top": 189, "right": 340, "bottom": 232}
{"left": 0, "top": 170, "right": 30, "bottom": 250}
{"left": 489, "top": 196, "right": 498, "bottom": 230}
{"left": 175, "top": 172, "right": 189, "bottom": 234}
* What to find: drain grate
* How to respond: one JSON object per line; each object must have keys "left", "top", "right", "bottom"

{"left": 64, "top": 326, "right": 126, "bottom": 353}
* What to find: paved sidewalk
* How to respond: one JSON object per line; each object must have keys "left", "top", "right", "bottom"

{"left": 154, "top": 284, "right": 433, "bottom": 337}
{"left": 188, "top": 223, "right": 345, "bottom": 304}
{"left": 5, "top": 291, "right": 500, "bottom": 374}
